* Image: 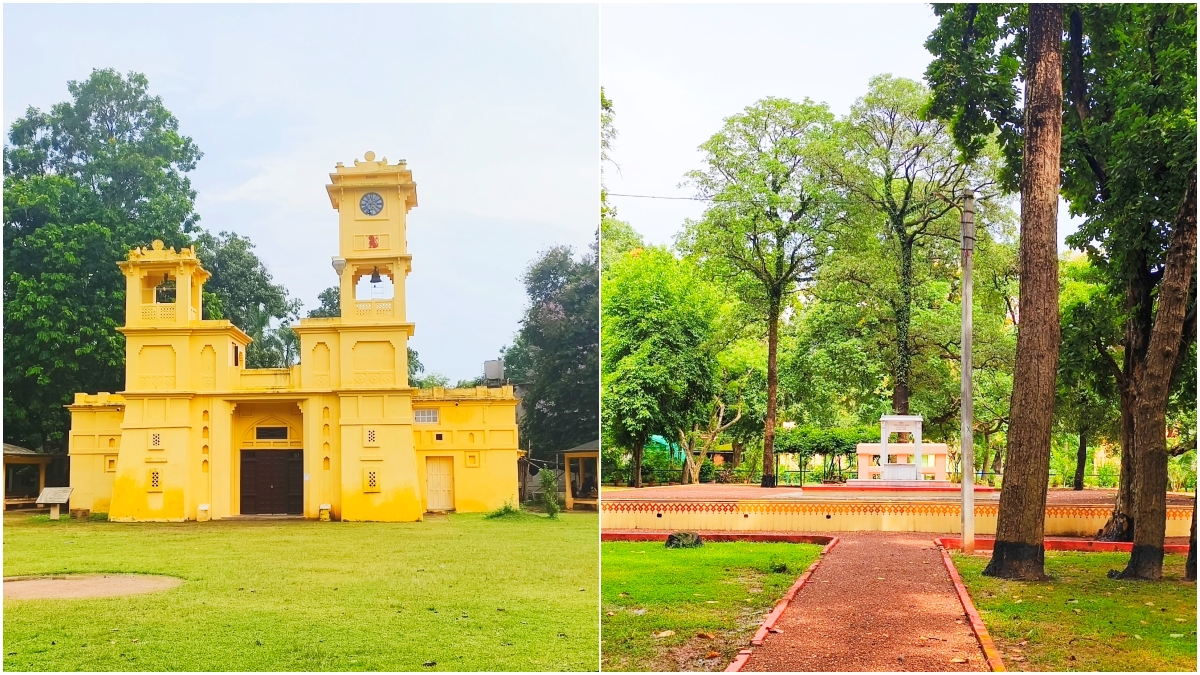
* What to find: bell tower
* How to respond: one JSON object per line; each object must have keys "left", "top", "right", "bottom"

{"left": 325, "top": 151, "right": 416, "bottom": 324}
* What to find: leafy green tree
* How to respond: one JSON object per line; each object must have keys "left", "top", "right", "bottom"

{"left": 602, "top": 247, "right": 722, "bottom": 487}
{"left": 506, "top": 241, "right": 599, "bottom": 459}
{"left": 680, "top": 97, "right": 842, "bottom": 487}
{"left": 825, "top": 74, "right": 997, "bottom": 415}
{"left": 1056, "top": 256, "right": 1121, "bottom": 490}
{"left": 4, "top": 69, "right": 200, "bottom": 452}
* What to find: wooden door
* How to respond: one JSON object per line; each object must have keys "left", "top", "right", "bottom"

{"left": 241, "top": 451, "right": 304, "bottom": 515}
{"left": 426, "top": 457, "right": 454, "bottom": 511}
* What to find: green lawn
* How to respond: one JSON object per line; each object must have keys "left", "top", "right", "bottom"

{"left": 601, "top": 540, "right": 822, "bottom": 671}
{"left": 3, "top": 511, "right": 599, "bottom": 671}
{"left": 953, "top": 551, "right": 1197, "bottom": 672}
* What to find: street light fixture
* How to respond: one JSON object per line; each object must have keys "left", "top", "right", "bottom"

{"left": 960, "top": 191, "right": 976, "bottom": 554}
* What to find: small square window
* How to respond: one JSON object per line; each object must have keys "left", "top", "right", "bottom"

{"left": 435, "top": 432, "right": 444, "bottom": 442}
{"left": 465, "top": 452, "right": 479, "bottom": 468}
{"left": 105, "top": 456, "right": 117, "bottom": 472}
{"left": 414, "top": 409, "right": 439, "bottom": 424}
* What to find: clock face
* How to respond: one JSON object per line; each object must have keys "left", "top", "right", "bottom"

{"left": 360, "top": 192, "right": 384, "bottom": 216}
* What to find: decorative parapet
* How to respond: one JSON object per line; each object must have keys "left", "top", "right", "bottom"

{"left": 69, "top": 392, "right": 127, "bottom": 408}
{"left": 413, "top": 385, "right": 517, "bottom": 400}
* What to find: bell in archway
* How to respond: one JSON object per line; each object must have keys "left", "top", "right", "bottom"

{"left": 369, "top": 267, "right": 382, "bottom": 284}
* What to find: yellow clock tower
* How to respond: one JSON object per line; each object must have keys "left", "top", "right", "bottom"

{"left": 67, "top": 153, "right": 521, "bottom": 522}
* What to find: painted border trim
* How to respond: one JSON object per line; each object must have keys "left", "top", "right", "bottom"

{"left": 934, "top": 537, "right": 1006, "bottom": 672}
{"left": 937, "top": 536, "right": 1189, "bottom": 554}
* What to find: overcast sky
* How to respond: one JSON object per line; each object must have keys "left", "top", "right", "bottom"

{"left": 4, "top": 3, "right": 598, "bottom": 382}
{"left": 601, "top": 2, "right": 1080, "bottom": 249}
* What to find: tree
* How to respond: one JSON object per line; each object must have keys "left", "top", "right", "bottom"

{"left": 927, "top": 3, "right": 1064, "bottom": 580}
{"left": 681, "top": 97, "right": 842, "bottom": 487}
{"left": 827, "top": 74, "right": 996, "bottom": 415}
{"left": 602, "top": 247, "right": 721, "bottom": 487}
{"left": 4, "top": 69, "right": 201, "bottom": 452}
{"left": 1055, "top": 256, "right": 1121, "bottom": 490}
{"left": 507, "top": 241, "right": 599, "bottom": 458}
{"left": 1058, "top": 4, "right": 1197, "bottom": 579}
{"left": 194, "top": 230, "right": 300, "bottom": 368}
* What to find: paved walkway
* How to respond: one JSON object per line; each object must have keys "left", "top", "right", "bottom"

{"left": 743, "top": 533, "right": 987, "bottom": 672}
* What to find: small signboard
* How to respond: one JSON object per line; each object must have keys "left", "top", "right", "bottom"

{"left": 36, "top": 487, "right": 72, "bottom": 505}
{"left": 36, "top": 487, "right": 73, "bottom": 520}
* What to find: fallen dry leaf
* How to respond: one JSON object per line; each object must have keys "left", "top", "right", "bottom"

{"left": 705, "top": 651, "right": 720, "bottom": 659}
{"left": 950, "top": 657, "right": 967, "bottom": 663}
{"left": 654, "top": 630, "right": 675, "bottom": 638}
{"left": 697, "top": 632, "right": 715, "bottom": 640}
{"left": 606, "top": 611, "right": 615, "bottom": 616}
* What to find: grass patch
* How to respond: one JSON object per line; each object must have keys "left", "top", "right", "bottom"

{"left": 953, "top": 550, "right": 1196, "bottom": 672}
{"left": 3, "top": 511, "right": 598, "bottom": 671}
{"left": 601, "top": 540, "right": 822, "bottom": 671}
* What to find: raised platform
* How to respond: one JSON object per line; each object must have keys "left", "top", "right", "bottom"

{"left": 600, "top": 485, "right": 1194, "bottom": 537}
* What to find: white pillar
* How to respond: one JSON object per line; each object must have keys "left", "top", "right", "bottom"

{"left": 880, "top": 422, "right": 889, "bottom": 476}
{"left": 914, "top": 424, "right": 923, "bottom": 479}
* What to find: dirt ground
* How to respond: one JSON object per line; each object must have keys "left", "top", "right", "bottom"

{"left": 743, "top": 533, "right": 988, "bottom": 672}
{"left": 4, "top": 574, "right": 182, "bottom": 600}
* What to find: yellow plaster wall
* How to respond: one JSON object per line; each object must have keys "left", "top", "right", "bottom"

{"left": 107, "top": 395, "right": 192, "bottom": 522}
{"left": 338, "top": 392, "right": 423, "bottom": 522}
{"left": 67, "top": 396, "right": 125, "bottom": 514}
{"left": 410, "top": 395, "right": 520, "bottom": 512}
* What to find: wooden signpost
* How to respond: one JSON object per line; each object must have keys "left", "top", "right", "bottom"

{"left": 36, "top": 487, "right": 73, "bottom": 520}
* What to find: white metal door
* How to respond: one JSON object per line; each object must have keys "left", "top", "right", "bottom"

{"left": 426, "top": 457, "right": 454, "bottom": 511}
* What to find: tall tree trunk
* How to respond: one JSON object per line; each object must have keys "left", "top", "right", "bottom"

{"left": 991, "top": 441, "right": 1004, "bottom": 484}
{"left": 1098, "top": 394, "right": 1137, "bottom": 540}
{"left": 1073, "top": 427, "right": 1088, "bottom": 490}
{"left": 762, "top": 299, "right": 781, "bottom": 488}
{"left": 732, "top": 440, "right": 744, "bottom": 469}
{"left": 1116, "top": 172, "right": 1197, "bottom": 580}
{"left": 980, "top": 431, "right": 993, "bottom": 486}
{"left": 893, "top": 235, "right": 914, "bottom": 416}
{"left": 632, "top": 437, "right": 645, "bottom": 489}
{"left": 1186, "top": 490, "right": 1196, "bottom": 582}
{"left": 983, "top": 3, "right": 1062, "bottom": 581}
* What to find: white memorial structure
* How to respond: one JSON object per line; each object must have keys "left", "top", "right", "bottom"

{"left": 848, "top": 415, "right": 952, "bottom": 486}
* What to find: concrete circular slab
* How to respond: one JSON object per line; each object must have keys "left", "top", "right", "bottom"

{"left": 3, "top": 574, "right": 182, "bottom": 600}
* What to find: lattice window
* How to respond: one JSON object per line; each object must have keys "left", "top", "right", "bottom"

{"left": 256, "top": 426, "right": 288, "bottom": 440}
{"left": 363, "top": 468, "right": 380, "bottom": 492}
{"left": 150, "top": 432, "right": 162, "bottom": 448}
{"left": 363, "top": 427, "right": 380, "bottom": 447}
{"left": 148, "top": 469, "right": 162, "bottom": 492}
{"left": 414, "top": 409, "right": 439, "bottom": 424}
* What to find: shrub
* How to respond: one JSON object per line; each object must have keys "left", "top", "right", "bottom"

{"left": 539, "top": 469, "right": 560, "bottom": 518}
{"left": 715, "top": 468, "right": 735, "bottom": 484}
{"left": 698, "top": 459, "right": 716, "bottom": 482}
{"left": 484, "top": 500, "right": 522, "bottom": 519}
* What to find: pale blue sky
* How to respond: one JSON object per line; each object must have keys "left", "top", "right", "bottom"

{"left": 5, "top": 3, "right": 599, "bottom": 382}
{"left": 601, "top": 2, "right": 1081, "bottom": 249}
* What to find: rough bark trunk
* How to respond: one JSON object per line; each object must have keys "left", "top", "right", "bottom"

{"left": 983, "top": 3, "right": 1062, "bottom": 581}
{"left": 893, "top": 235, "right": 914, "bottom": 416}
{"left": 1073, "top": 428, "right": 1088, "bottom": 491}
{"left": 1115, "top": 172, "right": 1197, "bottom": 580}
{"left": 991, "top": 442, "right": 1004, "bottom": 483}
{"left": 1186, "top": 490, "right": 1196, "bottom": 582}
{"left": 762, "top": 300, "right": 781, "bottom": 488}
{"left": 732, "top": 441, "right": 744, "bottom": 469}
{"left": 1098, "top": 395, "right": 1137, "bottom": 540}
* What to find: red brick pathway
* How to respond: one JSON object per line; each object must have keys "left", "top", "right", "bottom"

{"left": 742, "top": 533, "right": 988, "bottom": 672}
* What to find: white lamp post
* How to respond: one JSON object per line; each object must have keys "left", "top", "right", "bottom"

{"left": 960, "top": 191, "right": 976, "bottom": 553}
